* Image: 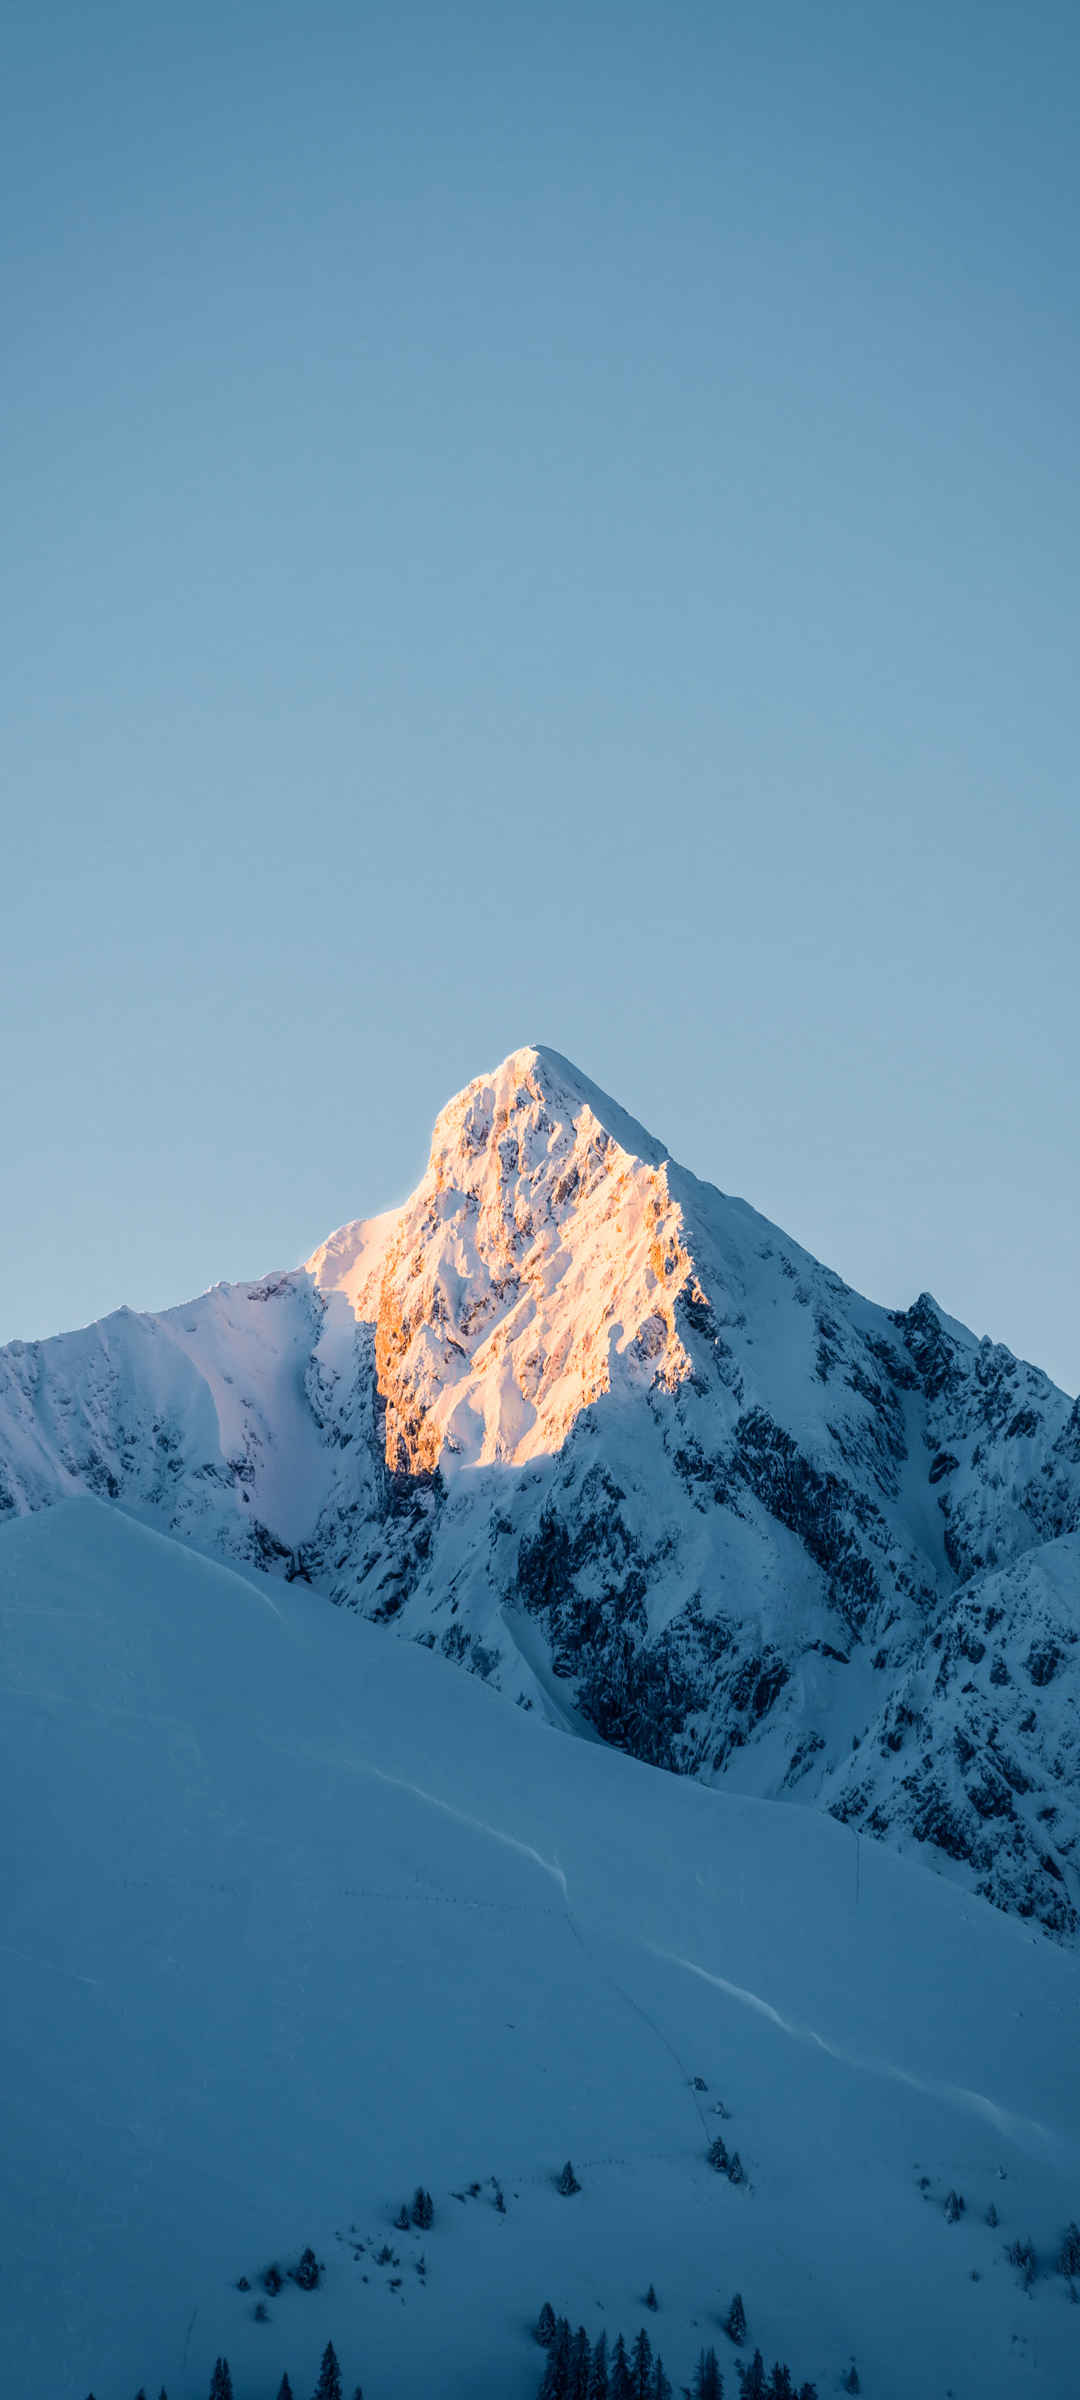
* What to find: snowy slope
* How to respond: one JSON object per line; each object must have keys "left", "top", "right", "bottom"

{"left": 3, "top": 1500, "right": 1079, "bottom": 2400}
{"left": 1, "top": 1047, "right": 1078, "bottom": 1939}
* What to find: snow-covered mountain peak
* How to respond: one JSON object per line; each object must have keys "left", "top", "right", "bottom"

{"left": 321, "top": 1045, "right": 699, "bottom": 1473}
{"left": 4, "top": 1046, "right": 1080, "bottom": 1945}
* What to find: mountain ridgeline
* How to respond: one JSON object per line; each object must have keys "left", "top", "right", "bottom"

{"left": 2, "top": 1046, "right": 1078, "bottom": 1937}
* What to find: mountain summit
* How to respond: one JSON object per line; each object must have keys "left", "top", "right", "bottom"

{"left": 2, "top": 1046, "right": 1078, "bottom": 1937}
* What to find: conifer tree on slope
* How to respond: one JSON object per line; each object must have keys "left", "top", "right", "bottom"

{"left": 651, "top": 2356, "right": 672, "bottom": 2400}
{"left": 209, "top": 2363, "right": 234, "bottom": 2400}
{"left": 536, "top": 2301, "right": 558, "bottom": 2348}
{"left": 571, "top": 2325, "right": 592, "bottom": 2399}
{"left": 276, "top": 2378, "right": 294, "bottom": 2400}
{"left": 610, "top": 2332, "right": 633, "bottom": 2400}
{"left": 589, "top": 2329, "right": 609, "bottom": 2400}
{"left": 736, "top": 2351, "right": 767, "bottom": 2400}
{"left": 694, "top": 2349, "right": 723, "bottom": 2400}
{"left": 314, "top": 2340, "right": 343, "bottom": 2400}
{"left": 631, "top": 2325, "right": 654, "bottom": 2399}
{"left": 725, "top": 2293, "right": 747, "bottom": 2345}
{"left": 540, "top": 2317, "right": 573, "bottom": 2400}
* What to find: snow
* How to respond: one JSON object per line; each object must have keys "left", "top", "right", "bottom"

{"left": 1, "top": 1044, "right": 1079, "bottom": 1946}
{"left": 3, "top": 1499, "right": 1079, "bottom": 2399}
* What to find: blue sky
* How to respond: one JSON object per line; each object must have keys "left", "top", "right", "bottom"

{"left": 3, "top": 1, "right": 1078, "bottom": 1390}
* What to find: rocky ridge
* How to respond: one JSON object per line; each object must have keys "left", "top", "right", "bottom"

{"left": 1, "top": 1045, "right": 1077, "bottom": 1937}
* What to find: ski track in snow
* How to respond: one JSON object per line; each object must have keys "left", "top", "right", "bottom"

{"left": 651, "top": 1945, "right": 1065, "bottom": 2161}
{"left": 357, "top": 1761, "right": 716, "bottom": 2143}
{"left": 346, "top": 1755, "right": 1067, "bottom": 2165}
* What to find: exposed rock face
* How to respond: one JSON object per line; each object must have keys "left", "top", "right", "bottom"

{"left": 2, "top": 1045, "right": 1078, "bottom": 1937}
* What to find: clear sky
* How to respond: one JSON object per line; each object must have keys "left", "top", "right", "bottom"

{"left": 3, "top": 1, "right": 1078, "bottom": 1392}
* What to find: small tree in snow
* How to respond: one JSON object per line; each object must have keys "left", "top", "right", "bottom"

{"left": 631, "top": 2325, "right": 654, "bottom": 2398}
{"left": 209, "top": 2365, "right": 233, "bottom": 2400}
{"left": 708, "top": 2134, "right": 730, "bottom": 2175}
{"left": 411, "top": 2185, "right": 434, "bottom": 2229}
{"left": 536, "top": 2302, "right": 558, "bottom": 2347}
{"left": 589, "top": 2330, "right": 609, "bottom": 2399}
{"left": 1059, "top": 2222, "right": 1080, "bottom": 2278}
{"left": 735, "top": 2352, "right": 767, "bottom": 2400}
{"left": 276, "top": 2377, "right": 294, "bottom": 2400}
{"left": 1007, "top": 2236, "right": 1037, "bottom": 2289}
{"left": 693, "top": 2348, "right": 723, "bottom": 2400}
{"left": 556, "top": 2158, "right": 582, "bottom": 2196}
{"left": 644, "top": 2283, "right": 659, "bottom": 2311}
{"left": 841, "top": 2367, "right": 860, "bottom": 2395}
{"left": 313, "top": 2340, "right": 343, "bottom": 2400}
{"left": 724, "top": 2292, "right": 747, "bottom": 2346}
{"left": 540, "top": 2319, "right": 572, "bottom": 2400}
{"left": 610, "top": 2332, "right": 633, "bottom": 2400}
{"left": 295, "top": 2244, "right": 322, "bottom": 2291}
{"left": 944, "top": 2190, "right": 964, "bottom": 2224}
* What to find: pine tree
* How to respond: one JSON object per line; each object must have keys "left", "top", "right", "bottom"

{"left": 541, "top": 2319, "right": 573, "bottom": 2400}
{"left": 708, "top": 2134, "right": 730, "bottom": 2174}
{"left": 1060, "top": 2222, "right": 1080, "bottom": 2277}
{"left": 313, "top": 2341, "right": 343, "bottom": 2400}
{"left": 985, "top": 2202, "right": 999, "bottom": 2228}
{"left": 693, "top": 2348, "right": 723, "bottom": 2400}
{"left": 726, "top": 2152, "right": 745, "bottom": 2187}
{"left": 276, "top": 2379, "right": 294, "bottom": 2400}
{"left": 1007, "top": 2237, "right": 1037, "bottom": 2288}
{"left": 589, "top": 2330, "right": 609, "bottom": 2400}
{"left": 411, "top": 2186, "right": 434, "bottom": 2230}
{"left": 537, "top": 2301, "right": 559, "bottom": 2348}
{"left": 296, "top": 2245, "right": 322, "bottom": 2290}
{"left": 768, "top": 2367, "right": 794, "bottom": 2400}
{"left": 394, "top": 2203, "right": 411, "bottom": 2231}
{"left": 797, "top": 2385, "right": 818, "bottom": 2400}
{"left": 610, "top": 2332, "right": 633, "bottom": 2400}
{"left": 944, "top": 2190, "right": 963, "bottom": 2224}
{"left": 557, "top": 2158, "right": 582, "bottom": 2196}
{"left": 571, "top": 2325, "right": 592, "bottom": 2399}
{"left": 651, "top": 2358, "right": 672, "bottom": 2400}
{"left": 725, "top": 2293, "right": 747, "bottom": 2346}
{"left": 209, "top": 2365, "right": 234, "bottom": 2400}
{"left": 841, "top": 2368, "right": 860, "bottom": 2395}
{"left": 644, "top": 2283, "right": 658, "bottom": 2312}
{"left": 735, "top": 2353, "right": 767, "bottom": 2400}
{"left": 631, "top": 2325, "right": 654, "bottom": 2399}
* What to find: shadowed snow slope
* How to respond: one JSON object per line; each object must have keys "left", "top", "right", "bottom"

{"left": 2, "top": 1500, "right": 1079, "bottom": 2399}
{"left": 1, "top": 1046, "right": 1079, "bottom": 1939}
